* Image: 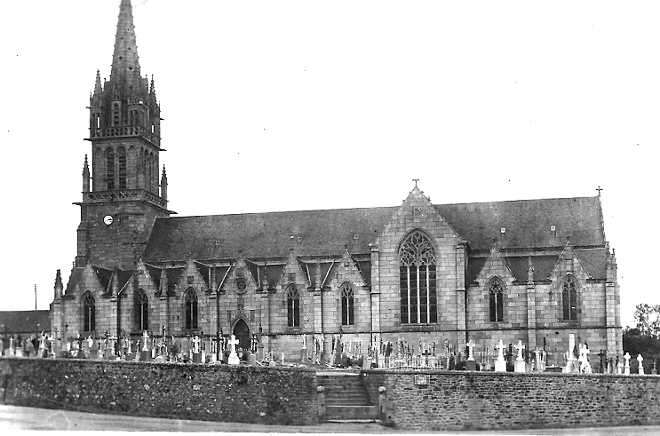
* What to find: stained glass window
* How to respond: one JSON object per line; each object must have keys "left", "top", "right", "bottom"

{"left": 399, "top": 230, "right": 437, "bottom": 324}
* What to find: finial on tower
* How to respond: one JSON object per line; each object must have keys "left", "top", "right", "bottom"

{"left": 596, "top": 186, "right": 603, "bottom": 197}
{"left": 412, "top": 178, "right": 419, "bottom": 188}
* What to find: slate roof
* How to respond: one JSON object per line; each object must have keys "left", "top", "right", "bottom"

{"left": 143, "top": 196, "right": 604, "bottom": 263}
{"left": 437, "top": 196, "right": 604, "bottom": 251}
{"left": 0, "top": 311, "right": 51, "bottom": 334}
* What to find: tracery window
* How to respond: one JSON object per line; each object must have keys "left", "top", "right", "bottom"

{"left": 184, "top": 288, "right": 198, "bottom": 330}
{"left": 82, "top": 291, "right": 95, "bottom": 332}
{"left": 488, "top": 278, "right": 505, "bottom": 322}
{"left": 286, "top": 284, "right": 300, "bottom": 327}
{"left": 105, "top": 148, "right": 115, "bottom": 190}
{"left": 562, "top": 275, "right": 579, "bottom": 321}
{"left": 118, "top": 146, "right": 127, "bottom": 189}
{"left": 340, "top": 282, "right": 355, "bottom": 326}
{"left": 134, "top": 289, "right": 149, "bottom": 332}
{"left": 399, "top": 230, "right": 437, "bottom": 324}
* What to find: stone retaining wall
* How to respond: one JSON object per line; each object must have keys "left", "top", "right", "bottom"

{"left": 362, "top": 369, "right": 660, "bottom": 431}
{"left": 0, "top": 358, "right": 318, "bottom": 426}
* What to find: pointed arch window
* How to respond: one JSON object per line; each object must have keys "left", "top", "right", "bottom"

{"left": 134, "top": 289, "right": 149, "bottom": 332}
{"left": 105, "top": 148, "right": 115, "bottom": 190}
{"left": 82, "top": 291, "right": 96, "bottom": 332}
{"left": 184, "top": 288, "right": 198, "bottom": 330}
{"left": 118, "top": 146, "right": 127, "bottom": 189}
{"left": 399, "top": 230, "right": 437, "bottom": 324}
{"left": 340, "top": 282, "right": 355, "bottom": 326}
{"left": 562, "top": 275, "right": 579, "bottom": 321}
{"left": 286, "top": 284, "right": 300, "bottom": 327}
{"left": 488, "top": 277, "right": 505, "bottom": 322}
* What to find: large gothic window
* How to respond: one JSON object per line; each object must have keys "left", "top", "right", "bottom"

{"left": 134, "top": 289, "right": 149, "bottom": 332}
{"left": 286, "top": 284, "right": 300, "bottom": 327}
{"left": 488, "top": 278, "right": 505, "bottom": 322}
{"left": 340, "top": 282, "right": 355, "bottom": 326}
{"left": 105, "top": 148, "right": 115, "bottom": 190}
{"left": 82, "top": 291, "right": 95, "bottom": 332}
{"left": 184, "top": 288, "right": 198, "bottom": 330}
{"left": 562, "top": 275, "right": 579, "bottom": 321}
{"left": 399, "top": 230, "right": 437, "bottom": 324}
{"left": 118, "top": 146, "right": 127, "bottom": 189}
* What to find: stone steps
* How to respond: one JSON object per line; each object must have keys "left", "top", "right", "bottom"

{"left": 317, "top": 372, "right": 378, "bottom": 421}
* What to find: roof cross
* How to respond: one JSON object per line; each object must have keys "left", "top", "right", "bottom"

{"left": 596, "top": 186, "right": 603, "bottom": 196}
{"left": 412, "top": 179, "right": 419, "bottom": 188}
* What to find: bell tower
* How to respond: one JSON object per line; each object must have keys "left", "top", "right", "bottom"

{"left": 75, "top": 0, "right": 173, "bottom": 269}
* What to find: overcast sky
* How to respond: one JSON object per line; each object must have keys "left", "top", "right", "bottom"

{"left": 1, "top": 1, "right": 657, "bottom": 328}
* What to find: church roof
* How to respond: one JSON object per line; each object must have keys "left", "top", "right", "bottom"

{"left": 0, "top": 311, "right": 51, "bottom": 335}
{"left": 143, "top": 196, "right": 605, "bottom": 262}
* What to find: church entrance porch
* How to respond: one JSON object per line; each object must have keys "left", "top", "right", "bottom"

{"left": 232, "top": 319, "right": 250, "bottom": 360}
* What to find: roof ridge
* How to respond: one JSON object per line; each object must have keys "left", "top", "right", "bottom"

{"left": 155, "top": 196, "right": 598, "bottom": 221}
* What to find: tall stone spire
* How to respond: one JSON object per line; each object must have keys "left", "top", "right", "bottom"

{"left": 110, "top": 0, "right": 141, "bottom": 91}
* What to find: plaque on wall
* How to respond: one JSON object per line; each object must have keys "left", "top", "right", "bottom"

{"left": 414, "top": 374, "right": 430, "bottom": 386}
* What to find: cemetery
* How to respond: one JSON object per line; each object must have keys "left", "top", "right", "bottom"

{"left": 1, "top": 330, "right": 660, "bottom": 431}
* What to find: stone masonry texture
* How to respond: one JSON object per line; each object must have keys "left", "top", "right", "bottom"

{"left": 363, "top": 369, "right": 660, "bottom": 431}
{"left": 1, "top": 358, "right": 318, "bottom": 426}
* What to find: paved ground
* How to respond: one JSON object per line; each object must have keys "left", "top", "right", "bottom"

{"left": 2, "top": 405, "right": 660, "bottom": 434}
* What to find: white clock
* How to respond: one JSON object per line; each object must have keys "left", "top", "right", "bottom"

{"left": 103, "top": 215, "right": 114, "bottom": 226}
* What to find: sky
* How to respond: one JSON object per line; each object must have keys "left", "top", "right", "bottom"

{"left": 1, "top": 1, "right": 658, "bottom": 328}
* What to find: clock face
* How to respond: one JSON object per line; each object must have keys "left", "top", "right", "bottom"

{"left": 103, "top": 215, "right": 114, "bottom": 226}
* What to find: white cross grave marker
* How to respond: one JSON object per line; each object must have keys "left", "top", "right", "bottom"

{"left": 624, "top": 352, "right": 631, "bottom": 375}
{"left": 228, "top": 335, "right": 240, "bottom": 365}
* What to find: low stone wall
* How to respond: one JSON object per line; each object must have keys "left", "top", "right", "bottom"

{"left": 363, "top": 369, "right": 660, "bottom": 431}
{"left": 0, "top": 358, "right": 318, "bottom": 426}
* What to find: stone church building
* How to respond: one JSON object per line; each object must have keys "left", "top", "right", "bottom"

{"left": 50, "top": 0, "right": 622, "bottom": 362}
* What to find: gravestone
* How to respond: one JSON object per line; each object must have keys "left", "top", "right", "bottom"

{"left": 140, "top": 332, "right": 151, "bottom": 361}
{"left": 227, "top": 335, "right": 240, "bottom": 365}
{"left": 624, "top": 352, "right": 631, "bottom": 375}
{"left": 494, "top": 340, "right": 506, "bottom": 372}
{"left": 565, "top": 334, "right": 578, "bottom": 373}
{"left": 192, "top": 336, "right": 202, "bottom": 363}
{"left": 637, "top": 354, "right": 644, "bottom": 375}
{"left": 514, "top": 340, "right": 526, "bottom": 373}
{"left": 465, "top": 340, "right": 476, "bottom": 371}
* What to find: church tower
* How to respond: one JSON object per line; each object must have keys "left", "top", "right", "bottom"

{"left": 75, "top": 0, "right": 172, "bottom": 270}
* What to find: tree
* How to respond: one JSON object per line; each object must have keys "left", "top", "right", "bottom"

{"left": 633, "top": 303, "right": 660, "bottom": 337}
{"left": 624, "top": 304, "right": 660, "bottom": 373}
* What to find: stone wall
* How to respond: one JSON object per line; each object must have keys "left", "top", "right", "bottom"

{"left": 363, "top": 369, "right": 660, "bottom": 431}
{"left": 0, "top": 358, "right": 318, "bottom": 426}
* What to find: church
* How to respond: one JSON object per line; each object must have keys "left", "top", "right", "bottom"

{"left": 50, "top": 0, "right": 622, "bottom": 363}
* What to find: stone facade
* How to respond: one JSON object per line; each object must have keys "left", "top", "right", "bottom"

{"left": 50, "top": 0, "right": 622, "bottom": 365}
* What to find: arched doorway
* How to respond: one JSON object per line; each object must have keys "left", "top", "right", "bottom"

{"left": 232, "top": 319, "right": 250, "bottom": 352}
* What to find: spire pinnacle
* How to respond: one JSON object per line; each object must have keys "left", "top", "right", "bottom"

{"left": 110, "top": 0, "right": 141, "bottom": 89}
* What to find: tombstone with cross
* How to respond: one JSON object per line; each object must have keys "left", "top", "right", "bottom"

{"left": 494, "top": 340, "right": 506, "bottom": 372}
{"left": 637, "top": 354, "right": 644, "bottom": 375}
{"left": 228, "top": 335, "right": 240, "bottom": 365}
{"left": 514, "top": 340, "right": 526, "bottom": 372}
{"left": 624, "top": 352, "right": 631, "bottom": 375}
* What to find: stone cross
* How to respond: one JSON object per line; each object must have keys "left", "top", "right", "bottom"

{"left": 466, "top": 340, "right": 475, "bottom": 361}
{"left": 624, "top": 352, "right": 631, "bottom": 375}
{"left": 142, "top": 331, "right": 150, "bottom": 352}
{"left": 514, "top": 340, "right": 524, "bottom": 361}
{"left": 637, "top": 354, "right": 644, "bottom": 375}
{"left": 193, "top": 335, "right": 201, "bottom": 354}
{"left": 227, "top": 335, "right": 240, "bottom": 365}
{"left": 495, "top": 340, "right": 505, "bottom": 362}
